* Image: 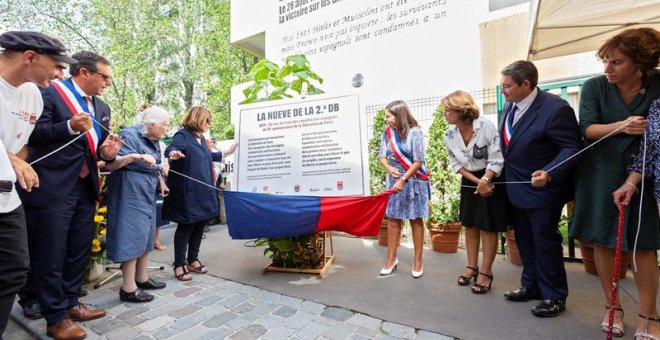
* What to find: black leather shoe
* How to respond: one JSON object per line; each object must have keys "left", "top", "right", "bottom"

{"left": 119, "top": 288, "right": 154, "bottom": 303}
{"left": 532, "top": 299, "right": 566, "bottom": 317}
{"left": 136, "top": 278, "right": 166, "bottom": 290}
{"left": 504, "top": 287, "right": 543, "bottom": 302}
{"left": 20, "top": 299, "right": 42, "bottom": 320}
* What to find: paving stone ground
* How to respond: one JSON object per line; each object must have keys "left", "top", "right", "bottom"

{"left": 9, "top": 262, "right": 452, "bottom": 340}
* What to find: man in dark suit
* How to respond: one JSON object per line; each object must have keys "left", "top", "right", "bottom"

{"left": 18, "top": 51, "right": 121, "bottom": 340}
{"left": 499, "top": 60, "right": 581, "bottom": 317}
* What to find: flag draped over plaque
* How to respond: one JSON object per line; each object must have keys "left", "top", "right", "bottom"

{"left": 223, "top": 191, "right": 393, "bottom": 239}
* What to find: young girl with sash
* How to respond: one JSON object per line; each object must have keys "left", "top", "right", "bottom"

{"left": 378, "top": 100, "right": 429, "bottom": 278}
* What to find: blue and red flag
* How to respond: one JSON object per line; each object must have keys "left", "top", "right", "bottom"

{"left": 223, "top": 191, "right": 393, "bottom": 239}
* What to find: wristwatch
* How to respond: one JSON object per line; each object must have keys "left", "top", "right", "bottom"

{"left": 480, "top": 176, "right": 491, "bottom": 183}
{"left": 401, "top": 176, "right": 409, "bottom": 183}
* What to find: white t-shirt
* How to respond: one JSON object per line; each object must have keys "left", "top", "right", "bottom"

{"left": 0, "top": 76, "right": 44, "bottom": 213}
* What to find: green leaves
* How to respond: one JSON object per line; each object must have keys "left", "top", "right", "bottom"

{"left": 240, "top": 54, "right": 324, "bottom": 104}
{"left": 1, "top": 0, "right": 256, "bottom": 137}
{"left": 254, "top": 235, "right": 324, "bottom": 269}
{"left": 426, "top": 105, "right": 461, "bottom": 223}
{"left": 368, "top": 109, "right": 388, "bottom": 194}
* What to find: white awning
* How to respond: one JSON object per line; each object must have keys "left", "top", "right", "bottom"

{"left": 527, "top": 0, "right": 660, "bottom": 60}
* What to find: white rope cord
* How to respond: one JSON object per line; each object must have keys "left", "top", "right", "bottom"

{"left": 29, "top": 133, "right": 87, "bottom": 165}
{"left": 166, "top": 168, "right": 223, "bottom": 192}
{"left": 631, "top": 130, "right": 647, "bottom": 272}
{"left": 28, "top": 115, "right": 142, "bottom": 166}
{"left": 87, "top": 116, "right": 222, "bottom": 192}
{"left": 460, "top": 119, "right": 634, "bottom": 189}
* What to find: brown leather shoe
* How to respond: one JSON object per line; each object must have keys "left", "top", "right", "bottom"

{"left": 67, "top": 303, "right": 106, "bottom": 321}
{"left": 46, "top": 318, "right": 86, "bottom": 340}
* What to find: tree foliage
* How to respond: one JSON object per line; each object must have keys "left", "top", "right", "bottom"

{"left": 0, "top": 0, "right": 256, "bottom": 139}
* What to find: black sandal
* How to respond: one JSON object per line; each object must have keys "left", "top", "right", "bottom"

{"left": 457, "top": 266, "right": 478, "bottom": 286}
{"left": 186, "top": 260, "right": 208, "bottom": 274}
{"left": 174, "top": 266, "right": 192, "bottom": 281}
{"left": 635, "top": 314, "right": 660, "bottom": 340}
{"left": 471, "top": 272, "right": 493, "bottom": 294}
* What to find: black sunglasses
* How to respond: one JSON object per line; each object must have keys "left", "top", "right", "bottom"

{"left": 89, "top": 70, "right": 113, "bottom": 82}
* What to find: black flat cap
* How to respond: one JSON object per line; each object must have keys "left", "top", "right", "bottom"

{"left": 0, "top": 31, "right": 77, "bottom": 64}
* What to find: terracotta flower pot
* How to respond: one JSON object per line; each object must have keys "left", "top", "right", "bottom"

{"left": 378, "top": 219, "right": 388, "bottom": 247}
{"left": 504, "top": 230, "right": 523, "bottom": 266}
{"left": 428, "top": 222, "right": 461, "bottom": 253}
{"left": 578, "top": 241, "right": 628, "bottom": 279}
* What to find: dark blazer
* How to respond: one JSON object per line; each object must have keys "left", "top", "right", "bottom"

{"left": 18, "top": 78, "right": 110, "bottom": 208}
{"left": 499, "top": 89, "right": 582, "bottom": 209}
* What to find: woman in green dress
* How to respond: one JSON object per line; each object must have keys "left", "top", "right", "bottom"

{"left": 570, "top": 28, "right": 660, "bottom": 339}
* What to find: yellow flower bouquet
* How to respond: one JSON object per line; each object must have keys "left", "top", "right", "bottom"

{"left": 85, "top": 175, "right": 109, "bottom": 282}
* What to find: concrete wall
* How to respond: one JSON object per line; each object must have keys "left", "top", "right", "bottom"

{"left": 231, "top": 0, "right": 603, "bottom": 116}
{"left": 232, "top": 0, "right": 493, "bottom": 108}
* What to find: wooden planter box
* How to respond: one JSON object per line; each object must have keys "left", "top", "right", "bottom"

{"left": 264, "top": 231, "right": 336, "bottom": 278}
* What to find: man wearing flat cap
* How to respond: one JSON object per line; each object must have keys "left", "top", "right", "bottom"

{"left": 0, "top": 30, "right": 75, "bottom": 340}
{"left": 18, "top": 49, "right": 122, "bottom": 339}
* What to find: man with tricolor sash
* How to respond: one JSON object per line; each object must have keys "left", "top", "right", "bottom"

{"left": 18, "top": 50, "right": 121, "bottom": 340}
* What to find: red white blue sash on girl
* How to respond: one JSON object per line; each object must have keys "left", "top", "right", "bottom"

{"left": 51, "top": 79, "right": 102, "bottom": 159}
{"left": 385, "top": 126, "right": 430, "bottom": 180}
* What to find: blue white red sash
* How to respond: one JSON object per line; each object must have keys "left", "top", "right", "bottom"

{"left": 51, "top": 79, "right": 101, "bottom": 159}
{"left": 385, "top": 126, "right": 429, "bottom": 181}
{"left": 503, "top": 118, "right": 513, "bottom": 147}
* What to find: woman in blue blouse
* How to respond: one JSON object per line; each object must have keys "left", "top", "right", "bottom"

{"left": 378, "top": 100, "right": 429, "bottom": 278}
{"left": 106, "top": 105, "right": 171, "bottom": 302}
{"left": 164, "top": 106, "right": 236, "bottom": 281}
{"left": 613, "top": 98, "right": 660, "bottom": 339}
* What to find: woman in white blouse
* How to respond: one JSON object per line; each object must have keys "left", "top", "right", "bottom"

{"left": 442, "top": 90, "right": 507, "bottom": 294}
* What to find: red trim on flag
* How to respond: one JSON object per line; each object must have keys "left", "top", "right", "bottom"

{"left": 314, "top": 191, "right": 392, "bottom": 236}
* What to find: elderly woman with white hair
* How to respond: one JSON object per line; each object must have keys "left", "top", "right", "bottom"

{"left": 105, "top": 105, "right": 171, "bottom": 303}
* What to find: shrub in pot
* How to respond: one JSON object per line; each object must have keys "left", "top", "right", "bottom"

{"left": 425, "top": 104, "right": 462, "bottom": 253}
{"left": 368, "top": 109, "right": 389, "bottom": 246}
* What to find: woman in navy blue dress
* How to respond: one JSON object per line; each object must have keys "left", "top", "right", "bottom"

{"left": 163, "top": 106, "right": 236, "bottom": 281}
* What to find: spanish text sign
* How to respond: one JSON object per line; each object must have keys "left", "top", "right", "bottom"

{"left": 236, "top": 94, "right": 367, "bottom": 196}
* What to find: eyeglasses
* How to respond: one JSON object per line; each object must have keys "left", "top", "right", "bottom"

{"left": 90, "top": 70, "right": 113, "bottom": 82}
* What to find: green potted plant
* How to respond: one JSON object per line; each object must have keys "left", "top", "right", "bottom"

{"left": 253, "top": 234, "right": 324, "bottom": 269}
{"left": 367, "top": 109, "right": 389, "bottom": 246}
{"left": 240, "top": 54, "right": 323, "bottom": 104}
{"left": 241, "top": 55, "right": 327, "bottom": 269}
{"left": 425, "top": 104, "right": 462, "bottom": 253}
